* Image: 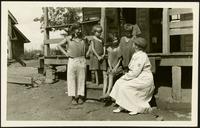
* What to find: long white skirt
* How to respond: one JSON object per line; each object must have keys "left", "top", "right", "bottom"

{"left": 110, "top": 74, "right": 155, "bottom": 113}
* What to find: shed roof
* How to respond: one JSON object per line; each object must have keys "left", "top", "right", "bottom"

{"left": 8, "top": 10, "right": 18, "bottom": 24}
{"left": 8, "top": 11, "right": 30, "bottom": 43}
{"left": 13, "top": 25, "right": 30, "bottom": 43}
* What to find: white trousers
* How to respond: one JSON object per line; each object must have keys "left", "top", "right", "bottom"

{"left": 67, "top": 57, "right": 86, "bottom": 96}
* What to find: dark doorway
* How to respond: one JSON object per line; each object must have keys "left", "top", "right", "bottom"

{"left": 149, "top": 8, "right": 163, "bottom": 53}
{"left": 122, "top": 8, "right": 136, "bottom": 24}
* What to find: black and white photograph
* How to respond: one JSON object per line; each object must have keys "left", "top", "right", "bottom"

{"left": 1, "top": 1, "right": 199, "bottom": 127}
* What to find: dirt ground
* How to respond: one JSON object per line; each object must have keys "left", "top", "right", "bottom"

{"left": 6, "top": 60, "right": 191, "bottom": 122}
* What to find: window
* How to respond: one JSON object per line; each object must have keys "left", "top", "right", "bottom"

{"left": 170, "top": 14, "right": 180, "bottom": 22}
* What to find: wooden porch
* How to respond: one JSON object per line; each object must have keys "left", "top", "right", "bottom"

{"left": 40, "top": 7, "right": 193, "bottom": 103}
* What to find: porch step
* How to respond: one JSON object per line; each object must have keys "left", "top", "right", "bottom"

{"left": 86, "top": 82, "right": 103, "bottom": 100}
{"left": 86, "top": 82, "right": 103, "bottom": 90}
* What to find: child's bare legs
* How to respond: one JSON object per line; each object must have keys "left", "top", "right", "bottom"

{"left": 106, "top": 73, "right": 114, "bottom": 96}
{"left": 94, "top": 70, "right": 99, "bottom": 86}
{"left": 102, "top": 70, "right": 108, "bottom": 96}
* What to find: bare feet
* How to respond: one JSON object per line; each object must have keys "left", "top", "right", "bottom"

{"left": 99, "top": 94, "right": 110, "bottom": 100}
{"left": 77, "top": 96, "right": 85, "bottom": 104}
{"left": 71, "top": 96, "right": 78, "bottom": 105}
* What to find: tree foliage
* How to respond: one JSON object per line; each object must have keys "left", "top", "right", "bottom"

{"left": 34, "top": 7, "right": 82, "bottom": 32}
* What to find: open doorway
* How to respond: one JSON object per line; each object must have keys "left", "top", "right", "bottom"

{"left": 149, "top": 8, "right": 163, "bottom": 53}
{"left": 122, "top": 8, "right": 136, "bottom": 24}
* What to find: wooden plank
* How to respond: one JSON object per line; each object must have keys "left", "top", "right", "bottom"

{"left": 169, "top": 28, "right": 193, "bottom": 35}
{"left": 181, "top": 34, "right": 193, "bottom": 52}
{"left": 82, "top": 19, "right": 100, "bottom": 24}
{"left": 168, "top": 8, "right": 192, "bottom": 15}
{"left": 44, "top": 58, "right": 68, "bottom": 65}
{"left": 160, "top": 58, "right": 192, "bottom": 66}
{"left": 87, "top": 83, "right": 103, "bottom": 90}
{"left": 162, "top": 8, "right": 170, "bottom": 54}
{"left": 45, "top": 55, "right": 66, "bottom": 58}
{"left": 44, "top": 56, "right": 91, "bottom": 66}
{"left": 172, "top": 66, "right": 182, "bottom": 101}
{"left": 46, "top": 24, "right": 71, "bottom": 29}
{"left": 148, "top": 52, "right": 193, "bottom": 56}
{"left": 44, "top": 7, "right": 50, "bottom": 56}
{"left": 44, "top": 38, "right": 64, "bottom": 45}
{"left": 46, "top": 20, "right": 100, "bottom": 29}
{"left": 8, "top": 75, "right": 33, "bottom": 85}
{"left": 169, "top": 20, "right": 193, "bottom": 28}
{"left": 44, "top": 35, "right": 95, "bottom": 45}
{"left": 168, "top": 52, "right": 193, "bottom": 56}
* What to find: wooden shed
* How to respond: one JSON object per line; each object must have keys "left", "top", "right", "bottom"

{"left": 7, "top": 10, "right": 30, "bottom": 60}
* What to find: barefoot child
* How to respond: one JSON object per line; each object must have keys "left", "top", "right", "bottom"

{"left": 89, "top": 25, "right": 107, "bottom": 96}
{"left": 119, "top": 24, "right": 141, "bottom": 73}
{"left": 57, "top": 22, "right": 86, "bottom": 105}
{"left": 100, "top": 33, "right": 123, "bottom": 99}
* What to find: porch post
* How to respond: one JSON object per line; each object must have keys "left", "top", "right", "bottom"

{"left": 162, "top": 8, "right": 170, "bottom": 54}
{"left": 44, "top": 7, "right": 50, "bottom": 56}
{"left": 172, "top": 66, "right": 182, "bottom": 101}
{"left": 100, "top": 8, "right": 106, "bottom": 42}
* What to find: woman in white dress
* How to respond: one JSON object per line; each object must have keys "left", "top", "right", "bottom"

{"left": 109, "top": 37, "right": 155, "bottom": 115}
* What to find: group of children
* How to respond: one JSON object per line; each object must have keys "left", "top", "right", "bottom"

{"left": 57, "top": 22, "right": 141, "bottom": 105}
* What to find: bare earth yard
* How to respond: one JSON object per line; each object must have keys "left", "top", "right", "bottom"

{"left": 6, "top": 60, "right": 191, "bottom": 122}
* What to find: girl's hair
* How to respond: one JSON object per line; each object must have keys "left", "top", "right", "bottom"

{"left": 92, "top": 24, "right": 103, "bottom": 34}
{"left": 124, "top": 23, "right": 133, "bottom": 32}
{"left": 69, "top": 22, "right": 82, "bottom": 40}
{"left": 107, "top": 33, "right": 119, "bottom": 47}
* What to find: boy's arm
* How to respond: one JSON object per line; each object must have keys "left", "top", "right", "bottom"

{"left": 91, "top": 40, "right": 101, "bottom": 60}
{"left": 57, "top": 38, "right": 69, "bottom": 57}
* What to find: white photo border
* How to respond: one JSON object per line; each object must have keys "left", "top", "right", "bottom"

{"left": 1, "top": 1, "right": 199, "bottom": 127}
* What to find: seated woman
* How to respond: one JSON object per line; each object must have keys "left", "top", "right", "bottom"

{"left": 109, "top": 37, "right": 155, "bottom": 115}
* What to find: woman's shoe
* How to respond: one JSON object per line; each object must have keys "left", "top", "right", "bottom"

{"left": 129, "top": 111, "right": 138, "bottom": 115}
{"left": 113, "top": 107, "right": 124, "bottom": 113}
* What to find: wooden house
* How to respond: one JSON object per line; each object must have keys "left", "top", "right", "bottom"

{"left": 8, "top": 10, "right": 30, "bottom": 60}
{"left": 42, "top": 8, "right": 193, "bottom": 103}
{"left": 81, "top": 8, "right": 193, "bottom": 103}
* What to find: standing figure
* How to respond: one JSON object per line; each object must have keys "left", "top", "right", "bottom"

{"left": 89, "top": 25, "right": 107, "bottom": 96}
{"left": 119, "top": 24, "right": 141, "bottom": 73}
{"left": 100, "top": 33, "right": 123, "bottom": 99}
{"left": 57, "top": 22, "right": 86, "bottom": 105}
{"left": 110, "top": 37, "right": 155, "bottom": 115}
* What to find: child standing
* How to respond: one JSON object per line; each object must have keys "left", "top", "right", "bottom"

{"left": 89, "top": 25, "right": 107, "bottom": 96}
{"left": 100, "top": 33, "right": 123, "bottom": 99}
{"left": 57, "top": 22, "right": 86, "bottom": 105}
{"left": 119, "top": 24, "right": 141, "bottom": 73}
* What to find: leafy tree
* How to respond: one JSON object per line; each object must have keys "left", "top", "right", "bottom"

{"left": 34, "top": 7, "right": 82, "bottom": 33}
